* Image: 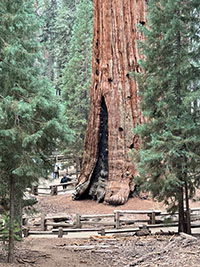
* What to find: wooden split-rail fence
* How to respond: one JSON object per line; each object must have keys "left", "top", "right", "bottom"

{"left": 29, "top": 180, "right": 77, "bottom": 196}
{"left": 22, "top": 208, "right": 200, "bottom": 238}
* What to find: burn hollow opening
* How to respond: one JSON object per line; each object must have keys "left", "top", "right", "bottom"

{"left": 86, "top": 96, "right": 108, "bottom": 202}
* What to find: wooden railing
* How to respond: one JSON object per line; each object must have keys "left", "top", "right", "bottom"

{"left": 22, "top": 208, "right": 200, "bottom": 237}
{"left": 28, "top": 180, "right": 77, "bottom": 196}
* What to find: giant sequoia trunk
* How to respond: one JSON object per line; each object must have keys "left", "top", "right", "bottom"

{"left": 73, "top": 0, "right": 146, "bottom": 205}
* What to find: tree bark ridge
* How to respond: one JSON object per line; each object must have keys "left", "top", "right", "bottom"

{"left": 73, "top": 0, "right": 146, "bottom": 205}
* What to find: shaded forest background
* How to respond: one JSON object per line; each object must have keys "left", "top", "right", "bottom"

{"left": 40, "top": 0, "right": 93, "bottom": 168}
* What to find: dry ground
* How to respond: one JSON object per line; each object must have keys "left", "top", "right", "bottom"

{"left": 33, "top": 193, "right": 165, "bottom": 216}
{"left": 0, "top": 232, "right": 200, "bottom": 267}
{"left": 1, "top": 191, "right": 200, "bottom": 266}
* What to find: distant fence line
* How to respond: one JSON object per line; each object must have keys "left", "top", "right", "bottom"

{"left": 28, "top": 180, "right": 77, "bottom": 196}
{"left": 22, "top": 208, "right": 200, "bottom": 238}
{"left": 50, "top": 154, "right": 81, "bottom": 164}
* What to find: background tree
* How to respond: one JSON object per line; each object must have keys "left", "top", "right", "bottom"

{"left": 41, "top": 0, "right": 59, "bottom": 83}
{"left": 73, "top": 0, "right": 146, "bottom": 204}
{"left": 41, "top": 0, "right": 80, "bottom": 96}
{"left": 63, "top": 0, "right": 93, "bottom": 171}
{"left": 0, "top": 0, "right": 72, "bottom": 261}
{"left": 54, "top": 1, "right": 75, "bottom": 93}
{"left": 134, "top": 0, "right": 200, "bottom": 233}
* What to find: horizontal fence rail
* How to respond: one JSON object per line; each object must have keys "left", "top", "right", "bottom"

{"left": 22, "top": 208, "right": 200, "bottom": 238}
{"left": 27, "top": 180, "right": 77, "bottom": 196}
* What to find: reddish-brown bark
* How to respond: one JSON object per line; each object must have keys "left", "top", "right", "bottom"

{"left": 73, "top": 0, "right": 146, "bottom": 205}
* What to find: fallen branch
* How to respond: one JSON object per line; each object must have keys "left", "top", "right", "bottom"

{"left": 55, "top": 245, "right": 112, "bottom": 251}
{"left": 179, "top": 232, "right": 197, "bottom": 240}
{"left": 91, "top": 249, "right": 113, "bottom": 253}
{"left": 17, "top": 258, "right": 37, "bottom": 264}
{"left": 186, "top": 250, "right": 200, "bottom": 255}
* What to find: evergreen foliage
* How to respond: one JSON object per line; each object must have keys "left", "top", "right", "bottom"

{"left": 134, "top": 0, "right": 200, "bottom": 232}
{"left": 0, "top": 214, "right": 21, "bottom": 244}
{"left": 40, "top": 0, "right": 59, "bottom": 82}
{"left": 40, "top": 0, "right": 80, "bottom": 95}
{"left": 63, "top": 0, "right": 93, "bottom": 167}
{"left": 54, "top": 0, "right": 80, "bottom": 93}
{"left": 0, "top": 0, "right": 72, "bottom": 223}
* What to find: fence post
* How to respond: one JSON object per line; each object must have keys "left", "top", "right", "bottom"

{"left": 151, "top": 211, "right": 156, "bottom": 224}
{"left": 41, "top": 215, "right": 47, "bottom": 231}
{"left": 99, "top": 228, "right": 105, "bottom": 236}
{"left": 50, "top": 185, "right": 58, "bottom": 196}
{"left": 75, "top": 214, "right": 81, "bottom": 228}
{"left": 58, "top": 227, "right": 63, "bottom": 238}
{"left": 23, "top": 227, "right": 29, "bottom": 237}
{"left": 31, "top": 185, "right": 38, "bottom": 195}
{"left": 115, "top": 211, "right": 120, "bottom": 229}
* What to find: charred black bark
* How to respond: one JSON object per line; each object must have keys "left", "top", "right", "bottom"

{"left": 86, "top": 97, "right": 108, "bottom": 202}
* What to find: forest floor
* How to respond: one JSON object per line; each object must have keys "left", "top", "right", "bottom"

{"left": 1, "top": 180, "right": 200, "bottom": 267}
{"left": 1, "top": 233, "right": 200, "bottom": 267}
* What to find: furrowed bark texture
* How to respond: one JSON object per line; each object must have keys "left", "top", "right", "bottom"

{"left": 73, "top": 0, "right": 146, "bottom": 205}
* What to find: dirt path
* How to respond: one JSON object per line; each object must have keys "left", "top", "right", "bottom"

{"left": 21, "top": 237, "right": 102, "bottom": 267}
{"left": 0, "top": 237, "right": 112, "bottom": 267}
{"left": 1, "top": 234, "right": 200, "bottom": 267}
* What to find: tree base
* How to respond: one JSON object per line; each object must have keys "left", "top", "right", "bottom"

{"left": 73, "top": 178, "right": 131, "bottom": 206}
{"left": 104, "top": 180, "right": 130, "bottom": 205}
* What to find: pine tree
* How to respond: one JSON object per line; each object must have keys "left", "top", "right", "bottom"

{"left": 0, "top": 0, "right": 72, "bottom": 261}
{"left": 134, "top": 0, "right": 200, "bottom": 233}
{"left": 40, "top": 0, "right": 59, "bottom": 83}
{"left": 39, "top": 0, "right": 80, "bottom": 96}
{"left": 63, "top": 0, "right": 93, "bottom": 169}
{"left": 54, "top": 0, "right": 80, "bottom": 95}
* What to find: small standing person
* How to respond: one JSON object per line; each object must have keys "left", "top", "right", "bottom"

{"left": 54, "top": 164, "right": 60, "bottom": 179}
{"left": 60, "top": 174, "right": 68, "bottom": 189}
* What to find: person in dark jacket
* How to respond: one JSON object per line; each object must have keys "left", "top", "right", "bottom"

{"left": 60, "top": 174, "right": 68, "bottom": 189}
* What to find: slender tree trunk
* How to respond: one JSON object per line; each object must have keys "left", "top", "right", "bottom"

{"left": 73, "top": 0, "right": 146, "bottom": 205}
{"left": 7, "top": 175, "right": 15, "bottom": 263}
{"left": 176, "top": 26, "right": 188, "bottom": 233}
{"left": 178, "top": 185, "right": 185, "bottom": 233}
{"left": 184, "top": 181, "right": 191, "bottom": 234}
